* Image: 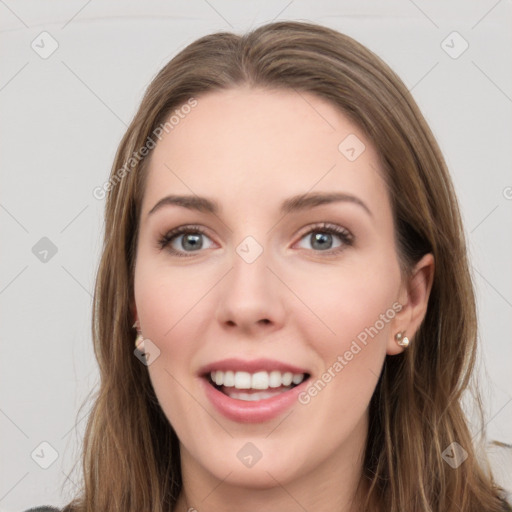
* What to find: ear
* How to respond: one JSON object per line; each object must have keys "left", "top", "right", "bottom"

{"left": 130, "top": 300, "right": 140, "bottom": 330}
{"left": 387, "top": 253, "right": 435, "bottom": 355}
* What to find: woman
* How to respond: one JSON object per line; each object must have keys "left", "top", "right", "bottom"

{"left": 26, "top": 20, "right": 511, "bottom": 512}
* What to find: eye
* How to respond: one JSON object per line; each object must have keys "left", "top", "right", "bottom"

{"left": 295, "top": 222, "right": 353, "bottom": 255}
{"left": 157, "top": 225, "right": 215, "bottom": 257}
{"left": 157, "top": 222, "right": 354, "bottom": 258}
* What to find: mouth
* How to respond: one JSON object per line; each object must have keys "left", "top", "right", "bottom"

{"left": 205, "top": 370, "right": 311, "bottom": 402}
{"left": 198, "top": 358, "right": 312, "bottom": 423}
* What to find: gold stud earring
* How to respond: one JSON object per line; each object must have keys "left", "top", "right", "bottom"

{"left": 133, "top": 321, "right": 144, "bottom": 349}
{"left": 395, "top": 331, "right": 409, "bottom": 348}
{"left": 135, "top": 333, "right": 144, "bottom": 350}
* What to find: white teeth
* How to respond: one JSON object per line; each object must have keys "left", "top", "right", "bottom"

{"left": 234, "top": 371, "right": 251, "bottom": 389}
{"left": 292, "top": 373, "right": 304, "bottom": 385}
{"left": 251, "top": 371, "right": 269, "bottom": 390}
{"left": 209, "top": 370, "right": 306, "bottom": 390}
{"left": 269, "top": 370, "right": 282, "bottom": 388}
{"left": 225, "top": 389, "right": 291, "bottom": 401}
{"left": 282, "top": 372, "right": 293, "bottom": 386}
{"left": 223, "top": 370, "right": 235, "bottom": 387}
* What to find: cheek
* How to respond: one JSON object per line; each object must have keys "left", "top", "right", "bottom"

{"left": 291, "top": 265, "right": 397, "bottom": 432}
{"left": 133, "top": 256, "right": 219, "bottom": 411}
{"left": 288, "top": 254, "right": 400, "bottom": 391}
{"left": 134, "top": 253, "right": 211, "bottom": 341}
{"left": 133, "top": 261, "right": 197, "bottom": 406}
{"left": 291, "top": 256, "right": 399, "bottom": 338}
{"left": 134, "top": 266, "right": 200, "bottom": 434}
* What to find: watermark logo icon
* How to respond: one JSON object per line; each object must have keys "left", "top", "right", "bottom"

{"left": 441, "top": 31, "right": 469, "bottom": 59}
{"left": 31, "top": 441, "right": 59, "bottom": 469}
{"left": 338, "top": 134, "right": 366, "bottom": 162}
{"left": 134, "top": 338, "right": 161, "bottom": 366}
{"left": 31, "top": 31, "right": 59, "bottom": 59}
{"left": 441, "top": 441, "right": 468, "bottom": 468}
{"left": 236, "top": 442, "right": 263, "bottom": 468}
{"left": 32, "top": 237, "right": 58, "bottom": 263}
{"left": 236, "top": 236, "right": 263, "bottom": 264}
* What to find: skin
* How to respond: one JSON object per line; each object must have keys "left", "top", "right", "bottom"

{"left": 133, "top": 86, "right": 434, "bottom": 512}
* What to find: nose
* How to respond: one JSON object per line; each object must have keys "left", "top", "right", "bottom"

{"left": 215, "top": 242, "right": 286, "bottom": 336}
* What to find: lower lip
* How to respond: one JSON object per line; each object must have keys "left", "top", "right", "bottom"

{"left": 201, "top": 377, "right": 308, "bottom": 423}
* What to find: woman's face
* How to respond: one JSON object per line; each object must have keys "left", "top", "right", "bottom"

{"left": 134, "top": 87, "right": 411, "bottom": 491}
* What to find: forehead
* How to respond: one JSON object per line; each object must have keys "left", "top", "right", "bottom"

{"left": 142, "top": 86, "right": 388, "bottom": 217}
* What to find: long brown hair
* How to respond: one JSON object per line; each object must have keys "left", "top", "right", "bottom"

{"left": 62, "top": 21, "right": 510, "bottom": 512}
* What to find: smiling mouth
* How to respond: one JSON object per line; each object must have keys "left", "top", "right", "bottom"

{"left": 206, "top": 370, "right": 311, "bottom": 401}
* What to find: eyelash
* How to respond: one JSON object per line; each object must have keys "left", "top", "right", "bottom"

{"left": 157, "top": 222, "right": 354, "bottom": 258}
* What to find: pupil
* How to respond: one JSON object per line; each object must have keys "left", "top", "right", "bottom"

{"left": 311, "top": 232, "right": 332, "bottom": 250}
{"left": 183, "top": 234, "right": 202, "bottom": 251}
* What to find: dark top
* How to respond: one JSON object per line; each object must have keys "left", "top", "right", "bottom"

{"left": 23, "top": 496, "right": 512, "bottom": 512}
{"left": 21, "top": 502, "right": 512, "bottom": 512}
{"left": 24, "top": 507, "right": 60, "bottom": 512}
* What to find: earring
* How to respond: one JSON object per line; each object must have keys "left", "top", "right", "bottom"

{"left": 395, "top": 331, "right": 409, "bottom": 348}
{"left": 133, "top": 321, "right": 144, "bottom": 350}
{"left": 135, "top": 333, "right": 145, "bottom": 350}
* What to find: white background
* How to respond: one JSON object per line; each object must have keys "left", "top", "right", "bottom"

{"left": 1, "top": 1, "right": 511, "bottom": 510}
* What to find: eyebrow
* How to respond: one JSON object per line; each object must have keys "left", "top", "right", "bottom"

{"left": 148, "top": 191, "right": 372, "bottom": 218}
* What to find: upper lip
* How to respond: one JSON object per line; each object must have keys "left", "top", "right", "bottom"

{"left": 198, "top": 358, "right": 310, "bottom": 377}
